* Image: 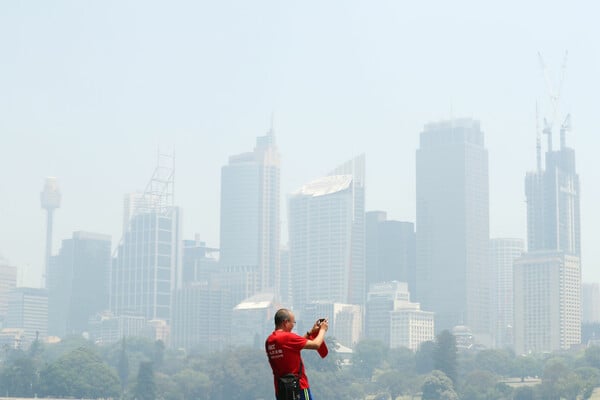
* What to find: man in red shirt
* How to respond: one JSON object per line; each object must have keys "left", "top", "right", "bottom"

{"left": 265, "top": 308, "right": 329, "bottom": 400}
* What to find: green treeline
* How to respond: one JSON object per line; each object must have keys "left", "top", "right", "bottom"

{"left": 2, "top": 330, "right": 600, "bottom": 400}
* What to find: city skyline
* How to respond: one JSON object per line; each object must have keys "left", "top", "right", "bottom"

{"left": 2, "top": 1, "right": 600, "bottom": 287}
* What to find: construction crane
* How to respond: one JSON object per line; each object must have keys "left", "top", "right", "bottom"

{"left": 538, "top": 51, "right": 568, "bottom": 151}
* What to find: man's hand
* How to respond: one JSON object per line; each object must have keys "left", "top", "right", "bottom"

{"left": 307, "top": 318, "right": 328, "bottom": 336}
{"left": 304, "top": 318, "right": 328, "bottom": 350}
{"left": 318, "top": 319, "right": 329, "bottom": 332}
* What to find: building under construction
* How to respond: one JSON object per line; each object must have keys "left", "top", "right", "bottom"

{"left": 110, "top": 152, "right": 182, "bottom": 326}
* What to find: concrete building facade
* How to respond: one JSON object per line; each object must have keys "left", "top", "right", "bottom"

{"left": 415, "top": 118, "right": 490, "bottom": 337}
{"left": 219, "top": 130, "right": 281, "bottom": 305}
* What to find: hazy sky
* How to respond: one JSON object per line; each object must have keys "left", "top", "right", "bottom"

{"left": 2, "top": 1, "right": 599, "bottom": 287}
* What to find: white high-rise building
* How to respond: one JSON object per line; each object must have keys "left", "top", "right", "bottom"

{"left": 514, "top": 251, "right": 581, "bottom": 353}
{"left": 6, "top": 287, "right": 48, "bottom": 345}
{"left": 489, "top": 238, "right": 524, "bottom": 348}
{"left": 219, "top": 130, "right": 280, "bottom": 305}
{"left": 366, "top": 281, "right": 434, "bottom": 350}
{"left": 390, "top": 304, "right": 434, "bottom": 351}
{"left": 288, "top": 155, "right": 365, "bottom": 310}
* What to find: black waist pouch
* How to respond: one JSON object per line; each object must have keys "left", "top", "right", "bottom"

{"left": 277, "top": 373, "right": 300, "bottom": 400}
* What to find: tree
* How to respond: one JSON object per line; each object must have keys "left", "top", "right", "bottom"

{"left": 173, "top": 369, "right": 210, "bottom": 399}
{"left": 38, "top": 347, "right": 120, "bottom": 399}
{"left": 584, "top": 346, "right": 600, "bottom": 369}
{"left": 459, "top": 369, "right": 501, "bottom": 400}
{"left": 118, "top": 338, "right": 129, "bottom": 392}
{"left": 433, "top": 330, "right": 457, "bottom": 383}
{"left": 513, "top": 354, "right": 542, "bottom": 382}
{"left": 421, "top": 370, "right": 458, "bottom": 400}
{"left": 352, "top": 339, "right": 388, "bottom": 378}
{"left": 309, "top": 369, "right": 364, "bottom": 399}
{"left": 473, "top": 349, "right": 513, "bottom": 376}
{"left": 574, "top": 367, "right": 600, "bottom": 400}
{"left": 207, "top": 347, "right": 272, "bottom": 400}
{"left": 416, "top": 340, "right": 435, "bottom": 374}
{"left": 155, "top": 372, "right": 183, "bottom": 400}
{"left": 376, "top": 369, "right": 409, "bottom": 400}
{"left": 153, "top": 340, "right": 165, "bottom": 369}
{"left": 513, "top": 386, "right": 535, "bottom": 400}
{"left": 0, "top": 356, "right": 37, "bottom": 397}
{"left": 539, "top": 358, "right": 583, "bottom": 400}
{"left": 133, "top": 361, "right": 156, "bottom": 400}
{"left": 388, "top": 346, "right": 416, "bottom": 372}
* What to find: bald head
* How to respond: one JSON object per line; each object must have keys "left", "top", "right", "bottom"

{"left": 274, "top": 308, "right": 291, "bottom": 328}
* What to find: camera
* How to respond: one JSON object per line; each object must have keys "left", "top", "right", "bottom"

{"left": 317, "top": 318, "right": 326, "bottom": 325}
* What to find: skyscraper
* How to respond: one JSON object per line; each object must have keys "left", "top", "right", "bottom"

{"left": 415, "top": 118, "right": 490, "bottom": 338}
{"left": 111, "top": 153, "right": 182, "bottom": 324}
{"left": 0, "top": 260, "right": 17, "bottom": 320}
{"left": 171, "top": 281, "right": 231, "bottom": 352}
{"left": 288, "top": 155, "right": 365, "bottom": 310}
{"left": 366, "top": 211, "right": 416, "bottom": 294}
{"left": 48, "top": 231, "right": 111, "bottom": 337}
{"left": 6, "top": 287, "right": 48, "bottom": 345}
{"left": 525, "top": 117, "right": 581, "bottom": 256}
{"left": 514, "top": 251, "right": 580, "bottom": 353}
{"left": 219, "top": 129, "right": 280, "bottom": 304}
{"left": 582, "top": 283, "right": 600, "bottom": 324}
{"left": 329, "top": 155, "right": 366, "bottom": 307}
{"left": 514, "top": 115, "right": 581, "bottom": 354}
{"left": 489, "top": 238, "right": 524, "bottom": 348}
{"left": 170, "top": 236, "right": 228, "bottom": 351}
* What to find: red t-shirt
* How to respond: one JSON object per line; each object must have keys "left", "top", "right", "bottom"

{"left": 265, "top": 330, "right": 309, "bottom": 392}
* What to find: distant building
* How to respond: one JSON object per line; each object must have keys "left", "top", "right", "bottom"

{"left": 288, "top": 155, "right": 366, "bottom": 310}
{"left": 219, "top": 129, "right": 280, "bottom": 305}
{"left": 0, "top": 261, "right": 17, "bottom": 320}
{"left": 525, "top": 125, "right": 581, "bottom": 256}
{"left": 6, "top": 287, "right": 48, "bottom": 345}
{"left": 302, "top": 301, "right": 362, "bottom": 349}
{"left": 366, "top": 211, "right": 416, "bottom": 294}
{"left": 489, "top": 238, "right": 524, "bottom": 349}
{"left": 182, "top": 236, "right": 219, "bottom": 283}
{"left": 0, "top": 328, "right": 25, "bottom": 349}
{"left": 146, "top": 319, "right": 170, "bottom": 344}
{"left": 582, "top": 283, "right": 600, "bottom": 324}
{"left": 111, "top": 153, "right": 182, "bottom": 326}
{"left": 365, "top": 281, "right": 433, "bottom": 350}
{"left": 171, "top": 282, "right": 231, "bottom": 352}
{"left": 514, "top": 118, "right": 582, "bottom": 354}
{"left": 279, "top": 247, "right": 292, "bottom": 306}
{"left": 48, "top": 231, "right": 111, "bottom": 337}
{"left": 415, "top": 118, "right": 490, "bottom": 338}
{"left": 366, "top": 281, "right": 409, "bottom": 346}
{"left": 231, "top": 292, "right": 278, "bottom": 348}
{"left": 88, "top": 312, "right": 160, "bottom": 345}
{"left": 452, "top": 325, "right": 475, "bottom": 350}
{"left": 514, "top": 251, "right": 581, "bottom": 353}
{"left": 390, "top": 303, "right": 434, "bottom": 351}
